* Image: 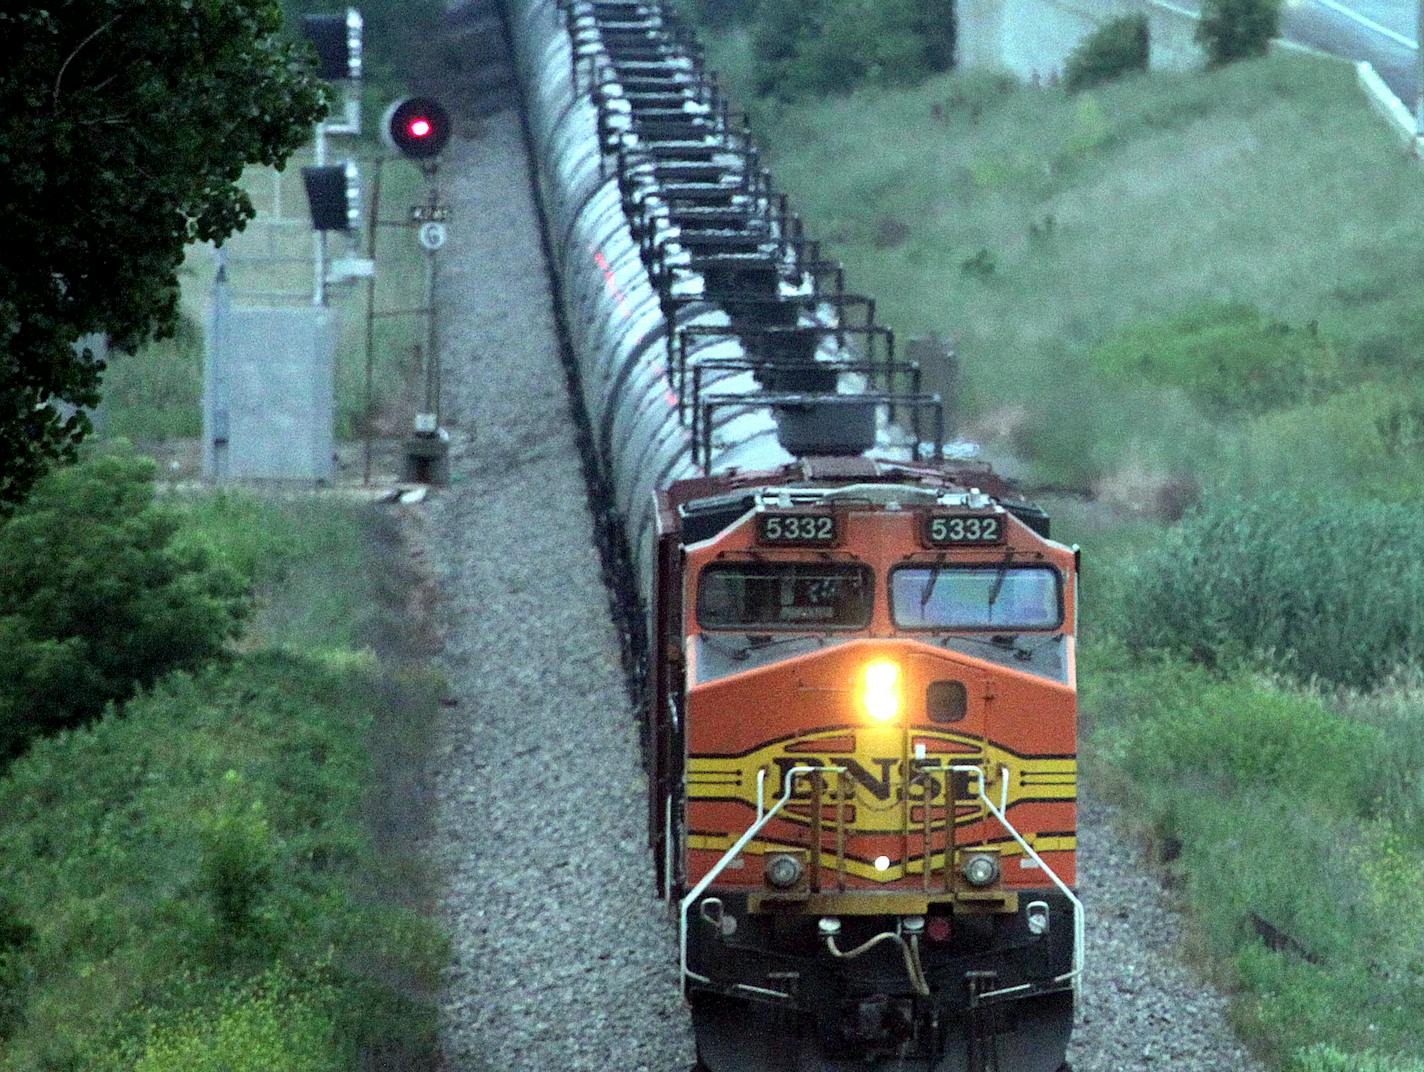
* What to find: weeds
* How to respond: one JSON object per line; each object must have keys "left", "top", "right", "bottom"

{"left": 0, "top": 495, "right": 444, "bottom": 1071}
{"left": 1119, "top": 492, "right": 1424, "bottom": 689}
{"left": 706, "top": 52, "right": 1424, "bottom": 500}
{"left": 1084, "top": 642, "right": 1424, "bottom": 1065}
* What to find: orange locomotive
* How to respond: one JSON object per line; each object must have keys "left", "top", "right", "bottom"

{"left": 649, "top": 460, "right": 1080, "bottom": 1071}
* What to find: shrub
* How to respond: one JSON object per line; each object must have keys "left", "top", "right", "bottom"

{"left": 1065, "top": 14, "right": 1149, "bottom": 93}
{"left": 0, "top": 893, "right": 34, "bottom": 1040}
{"left": 1119, "top": 491, "right": 1424, "bottom": 689}
{"left": 1197, "top": 0, "right": 1281, "bottom": 66}
{"left": 0, "top": 450, "right": 248, "bottom": 760}
{"left": 198, "top": 774, "right": 276, "bottom": 942}
{"left": 678, "top": 0, "right": 759, "bottom": 24}
{"left": 1107, "top": 660, "right": 1385, "bottom": 810}
{"left": 0, "top": 653, "right": 445, "bottom": 1068}
{"left": 1087, "top": 651, "right": 1424, "bottom": 1060}
{"left": 750, "top": 0, "right": 955, "bottom": 98}
{"left": 1089, "top": 303, "right": 1341, "bottom": 415}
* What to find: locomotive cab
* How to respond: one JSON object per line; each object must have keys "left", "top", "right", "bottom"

{"left": 650, "top": 464, "right": 1079, "bottom": 1072}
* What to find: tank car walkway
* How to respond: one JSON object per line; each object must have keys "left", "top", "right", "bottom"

{"left": 420, "top": 96, "right": 694, "bottom": 1072}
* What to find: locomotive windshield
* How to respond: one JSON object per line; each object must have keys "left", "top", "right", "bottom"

{"left": 891, "top": 564, "right": 1061, "bottom": 630}
{"left": 697, "top": 562, "right": 872, "bottom": 630}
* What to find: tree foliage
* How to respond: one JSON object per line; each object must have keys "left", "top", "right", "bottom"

{"left": 1065, "top": 14, "right": 1149, "bottom": 94}
{"left": 749, "top": 0, "right": 955, "bottom": 98}
{"left": 0, "top": 0, "right": 326, "bottom": 508}
{"left": 1196, "top": 0, "right": 1281, "bottom": 66}
{"left": 0, "top": 450, "right": 248, "bottom": 760}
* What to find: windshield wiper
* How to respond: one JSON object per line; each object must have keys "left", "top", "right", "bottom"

{"left": 746, "top": 633, "right": 827, "bottom": 654}
{"left": 936, "top": 631, "right": 1061, "bottom": 663}
{"left": 985, "top": 548, "right": 1016, "bottom": 618}
{"left": 702, "top": 633, "right": 828, "bottom": 662}
{"left": 920, "top": 552, "right": 946, "bottom": 610}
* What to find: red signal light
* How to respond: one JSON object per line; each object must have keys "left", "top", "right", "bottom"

{"left": 382, "top": 97, "right": 452, "bottom": 161}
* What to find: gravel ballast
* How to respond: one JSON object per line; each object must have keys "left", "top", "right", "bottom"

{"left": 421, "top": 51, "right": 1265, "bottom": 1072}
{"left": 424, "top": 103, "right": 694, "bottom": 1072}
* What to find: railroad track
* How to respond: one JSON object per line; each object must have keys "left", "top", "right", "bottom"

{"left": 420, "top": 3, "right": 1269, "bottom": 1069}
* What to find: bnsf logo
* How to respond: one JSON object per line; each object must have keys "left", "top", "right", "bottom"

{"left": 770, "top": 756, "right": 974, "bottom": 803}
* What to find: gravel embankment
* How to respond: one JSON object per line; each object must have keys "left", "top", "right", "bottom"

{"left": 1067, "top": 791, "right": 1265, "bottom": 1072}
{"left": 419, "top": 44, "right": 1264, "bottom": 1072}
{"left": 422, "top": 103, "right": 694, "bottom": 1072}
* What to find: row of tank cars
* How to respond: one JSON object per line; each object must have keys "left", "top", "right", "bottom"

{"left": 503, "top": 1, "right": 1083, "bottom": 1068}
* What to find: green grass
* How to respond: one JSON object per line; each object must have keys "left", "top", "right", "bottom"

{"left": 100, "top": 310, "right": 205, "bottom": 441}
{"left": 709, "top": 46, "right": 1424, "bottom": 496}
{"left": 1117, "top": 492, "right": 1424, "bottom": 690}
{"left": 1056, "top": 498, "right": 1424, "bottom": 1071}
{"left": 178, "top": 491, "right": 378, "bottom": 650}
{"left": 0, "top": 494, "right": 444, "bottom": 1070}
{"left": 1083, "top": 644, "right": 1424, "bottom": 1068}
{"left": 701, "top": 32, "right": 1424, "bottom": 1071}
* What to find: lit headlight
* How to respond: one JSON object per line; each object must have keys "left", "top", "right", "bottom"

{"left": 765, "top": 853, "right": 803, "bottom": 889}
{"left": 961, "top": 852, "right": 1000, "bottom": 888}
{"left": 859, "top": 659, "right": 901, "bottom": 723}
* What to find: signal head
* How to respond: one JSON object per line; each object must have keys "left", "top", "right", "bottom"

{"left": 382, "top": 97, "right": 452, "bottom": 161}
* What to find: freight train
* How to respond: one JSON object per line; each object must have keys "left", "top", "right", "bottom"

{"left": 502, "top": 2, "right": 1081, "bottom": 1068}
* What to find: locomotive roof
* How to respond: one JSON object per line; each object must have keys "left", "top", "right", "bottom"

{"left": 662, "top": 455, "right": 1051, "bottom": 543}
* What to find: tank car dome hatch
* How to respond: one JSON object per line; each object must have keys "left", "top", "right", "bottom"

{"left": 774, "top": 398, "right": 878, "bottom": 457}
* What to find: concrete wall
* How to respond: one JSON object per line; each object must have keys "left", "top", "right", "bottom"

{"left": 958, "top": 0, "right": 1204, "bottom": 82}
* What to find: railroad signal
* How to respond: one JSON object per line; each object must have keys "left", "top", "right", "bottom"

{"left": 300, "top": 8, "right": 363, "bottom": 81}
{"left": 382, "top": 97, "right": 452, "bottom": 161}
{"left": 301, "top": 162, "right": 360, "bottom": 231}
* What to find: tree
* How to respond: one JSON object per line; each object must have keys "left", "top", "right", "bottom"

{"left": 0, "top": 1, "right": 326, "bottom": 509}
{"left": 908, "top": 0, "right": 955, "bottom": 73}
{"left": 748, "top": 0, "right": 955, "bottom": 98}
{"left": 1065, "top": 14, "right": 1149, "bottom": 93}
{"left": 1196, "top": 0, "right": 1281, "bottom": 66}
{"left": 0, "top": 449, "right": 248, "bottom": 761}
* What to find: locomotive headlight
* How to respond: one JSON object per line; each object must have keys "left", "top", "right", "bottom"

{"left": 961, "top": 852, "right": 1000, "bottom": 888}
{"left": 765, "top": 853, "right": 803, "bottom": 889}
{"left": 859, "top": 659, "right": 902, "bottom": 723}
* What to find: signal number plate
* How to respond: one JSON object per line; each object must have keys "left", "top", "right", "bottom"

{"left": 758, "top": 512, "right": 836, "bottom": 546}
{"left": 924, "top": 514, "right": 1004, "bottom": 546}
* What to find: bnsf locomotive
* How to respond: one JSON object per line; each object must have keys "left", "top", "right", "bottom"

{"left": 504, "top": 1, "right": 1081, "bottom": 1069}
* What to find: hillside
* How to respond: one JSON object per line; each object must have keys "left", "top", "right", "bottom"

{"left": 712, "top": 41, "right": 1424, "bottom": 503}
{"left": 698, "top": 33, "right": 1424, "bottom": 1071}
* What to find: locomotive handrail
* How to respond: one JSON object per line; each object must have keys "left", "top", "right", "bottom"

{"left": 941, "top": 763, "right": 1084, "bottom": 996}
{"left": 680, "top": 764, "right": 847, "bottom": 989}
{"left": 687, "top": 356, "right": 920, "bottom": 446}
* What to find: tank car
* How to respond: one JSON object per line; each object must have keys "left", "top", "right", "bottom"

{"left": 503, "top": 2, "right": 1082, "bottom": 1068}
